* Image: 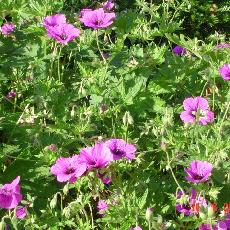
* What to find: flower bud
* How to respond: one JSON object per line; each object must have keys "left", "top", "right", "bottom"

{"left": 50, "top": 194, "right": 57, "bottom": 209}
{"left": 157, "top": 214, "right": 163, "bottom": 224}
{"left": 145, "top": 207, "right": 154, "bottom": 221}
{"left": 0, "top": 221, "right": 5, "bottom": 230}
{"left": 199, "top": 211, "right": 206, "bottom": 220}
{"left": 160, "top": 141, "right": 167, "bottom": 151}
{"left": 45, "top": 144, "right": 58, "bottom": 152}
{"left": 99, "top": 103, "right": 108, "bottom": 113}
{"left": 6, "top": 91, "right": 17, "bottom": 98}
{"left": 207, "top": 204, "right": 217, "bottom": 218}
{"left": 123, "top": 111, "right": 134, "bottom": 125}
{"left": 63, "top": 183, "right": 69, "bottom": 195}
{"left": 63, "top": 207, "right": 71, "bottom": 218}
{"left": 70, "top": 106, "right": 76, "bottom": 117}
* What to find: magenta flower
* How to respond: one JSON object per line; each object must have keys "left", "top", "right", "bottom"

{"left": 146, "top": 207, "right": 154, "bottom": 220}
{"left": 103, "top": 0, "right": 114, "bottom": 11}
{"left": 47, "top": 144, "right": 58, "bottom": 152}
{"left": 180, "top": 96, "right": 214, "bottom": 125}
{"left": 104, "top": 138, "right": 136, "bottom": 160}
{"left": 215, "top": 43, "right": 230, "bottom": 49}
{"left": 198, "top": 221, "right": 227, "bottom": 230}
{"left": 1, "top": 23, "right": 15, "bottom": 35}
{"left": 217, "top": 221, "right": 228, "bottom": 230}
{"left": 224, "top": 214, "right": 230, "bottom": 228}
{"left": 80, "top": 8, "right": 115, "bottom": 29}
{"left": 199, "top": 224, "right": 217, "bottom": 230}
{"left": 219, "top": 64, "right": 230, "bottom": 81}
{"left": 176, "top": 189, "right": 207, "bottom": 216}
{"left": 16, "top": 206, "right": 27, "bottom": 219}
{"left": 129, "top": 226, "right": 142, "bottom": 230}
{"left": 46, "top": 23, "right": 80, "bottom": 44}
{"left": 97, "top": 173, "right": 112, "bottom": 185}
{"left": 43, "top": 14, "right": 66, "bottom": 28}
{"left": 80, "top": 8, "right": 93, "bottom": 17}
{"left": 6, "top": 91, "right": 16, "bottom": 98}
{"left": 97, "top": 200, "right": 108, "bottom": 214}
{"left": 50, "top": 155, "right": 87, "bottom": 183}
{"left": 79, "top": 143, "right": 113, "bottom": 169}
{"left": 0, "top": 176, "right": 23, "bottom": 209}
{"left": 172, "top": 45, "right": 186, "bottom": 56}
{"left": 185, "top": 160, "right": 213, "bottom": 184}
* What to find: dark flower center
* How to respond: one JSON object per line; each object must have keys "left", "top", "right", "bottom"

{"left": 95, "top": 20, "right": 102, "bottom": 25}
{"left": 60, "top": 34, "right": 68, "bottom": 40}
{"left": 183, "top": 204, "right": 191, "bottom": 210}
{"left": 65, "top": 167, "right": 75, "bottom": 175}
{"left": 88, "top": 159, "right": 97, "bottom": 166}
{"left": 193, "top": 174, "right": 204, "bottom": 180}
{"left": 112, "top": 149, "right": 125, "bottom": 156}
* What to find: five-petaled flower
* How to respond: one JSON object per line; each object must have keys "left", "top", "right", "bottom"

{"left": 43, "top": 14, "right": 80, "bottom": 44}
{"left": 172, "top": 45, "right": 186, "bottom": 56}
{"left": 46, "top": 23, "right": 80, "bottom": 44}
{"left": 198, "top": 219, "right": 229, "bottom": 230}
{"left": 80, "top": 8, "right": 115, "bottom": 29}
{"left": 97, "top": 200, "right": 108, "bottom": 214}
{"left": 79, "top": 143, "right": 113, "bottom": 170}
{"left": 180, "top": 96, "right": 214, "bottom": 125}
{"left": 105, "top": 138, "right": 136, "bottom": 160}
{"left": 219, "top": 64, "right": 230, "bottom": 81}
{"left": 16, "top": 206, "right": 27, "bottom": 219}
{"left": 185, "top": 160, "right": 213, "bottom": 184}
{"left": 50, "top": 155, "right": 87, "bottom": 183}
{"left": 0, "top": 176, "right": 23, "bottom": 209}
{"left": 176, "top": 188, "right": 207, "bottom": 216}
{"left": 1, "top": 23, "right": 15, "bottom": 35}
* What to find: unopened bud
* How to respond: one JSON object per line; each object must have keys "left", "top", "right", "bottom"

{"left": 70, "top": 106, "right": 76, "bottom": 117}
{"left": 63, "top": 207, "right": 71, "bottom": 218}
{"left": 180, "top": 194, "right": 189, "bottom": 204}
{"left": 50, "top": 194, "right": 57, "bottom": 209}
{"left": 63, "top": 183, "right": 69, "bottom": 195}
{"left": 0, "top": 221, "right": 5, "bottom": 230}
{"left": 160, "top": 141, "right": 167, "bottom": 151}
{"left": 123, "top": 111, "right": 134, "bottom": 125}
{"left": 99, "top": 103, "right": 108, "bottom": 113}
{"left": 78, "top": 84, "right": 86, "bottom": 96}
{"left": 157, "top": 214, "right": 163, "bottom": 224}
{"left": 45, "top": 144, "right": 58, "bottom": 152}
{"left": 207, "top": 204, "right": 217, "bottom": 218}
{"left": 145, "top": 207, "right": 154, "bottom": 221}
{"left": 199, "top": 212, "right": 206, "bottom": 220}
